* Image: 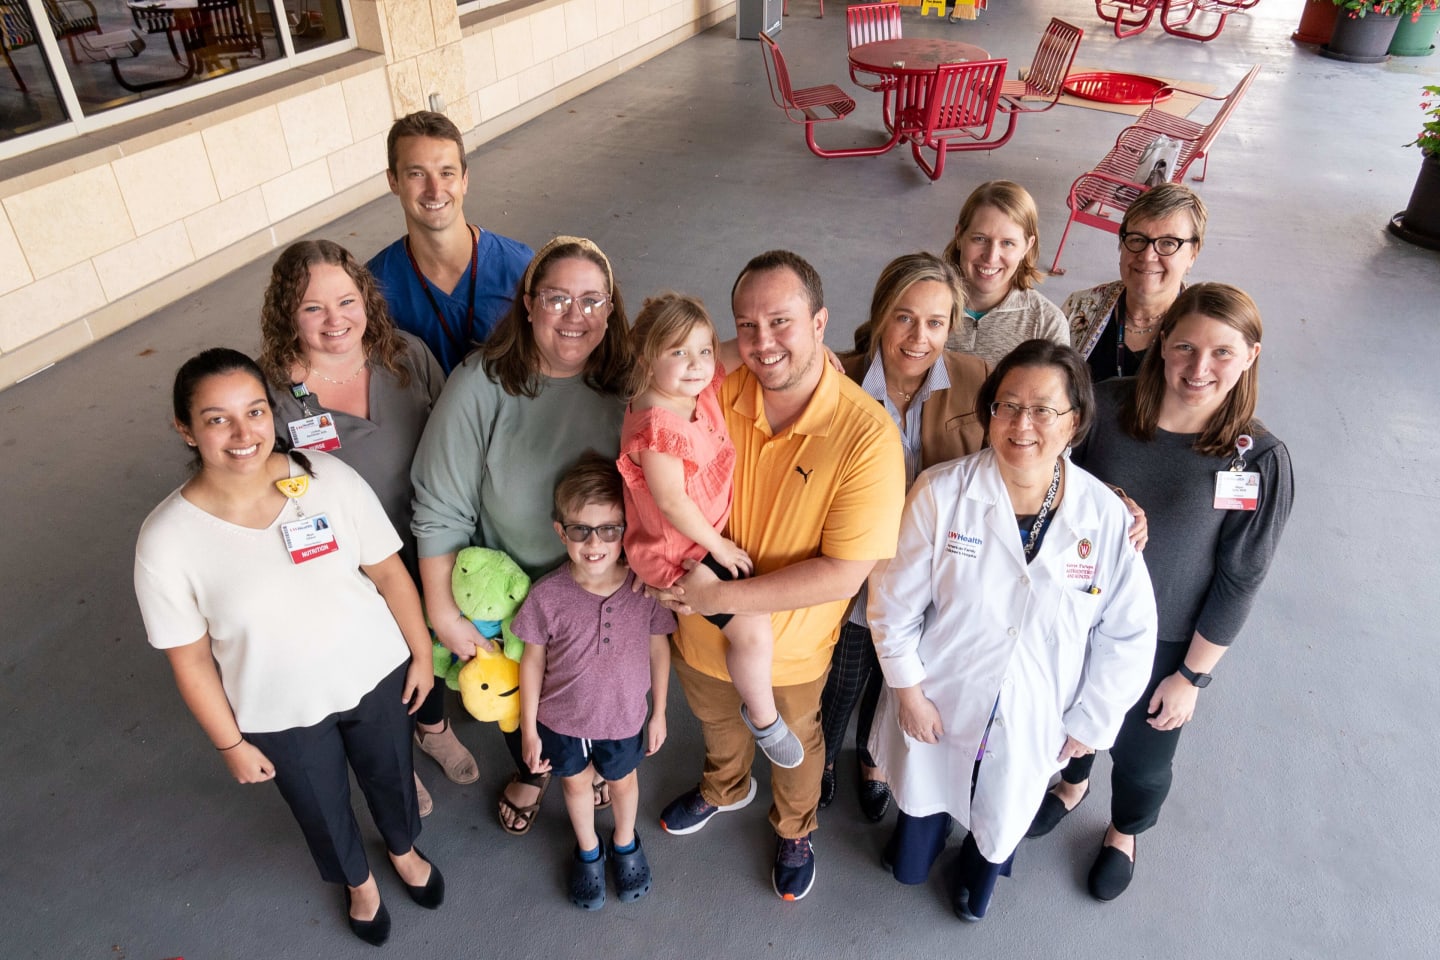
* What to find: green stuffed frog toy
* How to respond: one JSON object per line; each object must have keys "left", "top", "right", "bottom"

{"left": 429, "top": 547, "right": 531, "bottom": 732}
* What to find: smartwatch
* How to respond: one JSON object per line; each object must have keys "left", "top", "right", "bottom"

{"left": 1177, "top": 663, "right": 1212, "bottom": 688}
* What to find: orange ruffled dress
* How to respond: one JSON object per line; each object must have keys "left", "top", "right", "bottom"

{"left": 618, "top": 366, "right": 737, "bottom": 588}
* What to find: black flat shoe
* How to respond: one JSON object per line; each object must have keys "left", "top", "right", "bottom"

{"left": 858, "top": 779, "right": 892, "bottom": 822}
{"left": 819, "top": 766, "right": 837, "bottom": 809}
{"left": 344, "top": 889, "right": 391, "bottom": 947}
{"left": 1087, "top": 838, "right": 1136, "bottom": 902}
{"left": 401, "top": 851, "right": 445, "bottom": 909}
{"left": 1026, "top": 786, "right": 1090, "bottom": 839}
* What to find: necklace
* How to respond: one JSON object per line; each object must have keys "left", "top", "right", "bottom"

{"left": 887, "top": 386, "right": 914, "bottom": 403}
{"left": 315, "top": 359, "right": 367, "bottom": 385}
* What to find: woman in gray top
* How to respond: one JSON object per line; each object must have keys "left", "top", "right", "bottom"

{"left": 1024, "top": 283, "right": 1294, "bottom": 902}
{"left": 410, "top": 236, "right": 633, "bottom": 835}
{"left": 258, "top": 240, "right": 465, "bottom": 816}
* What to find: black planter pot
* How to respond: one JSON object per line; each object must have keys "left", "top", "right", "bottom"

{"left": 1321, "top": 11, "right": 1401, "bottom": 62}
{"left": 1389, "top": 153, "right": 1440, "bottom": 250}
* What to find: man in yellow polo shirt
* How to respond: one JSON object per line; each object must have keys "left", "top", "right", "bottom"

{"left": 657, "top": 250, "right": 905, "bottom": 902}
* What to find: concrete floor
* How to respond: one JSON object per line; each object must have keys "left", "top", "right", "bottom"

{"left": 3, "top": 2, "right": 1438, "bottom": 957}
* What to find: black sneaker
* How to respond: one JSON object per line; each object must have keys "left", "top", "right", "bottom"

{"left": 659, "top": 778, "right": 756, "bottom": 835}
{"left": 772, "top": 833, "right": 816, "bottom": 901}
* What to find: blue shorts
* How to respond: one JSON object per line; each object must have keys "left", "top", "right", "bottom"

{"left": 537, "top": 721, "right": 645, "bottom": 781}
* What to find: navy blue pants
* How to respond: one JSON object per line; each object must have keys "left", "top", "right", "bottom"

{"left": 246, "top": 663, "right": 421, "bottom": 886}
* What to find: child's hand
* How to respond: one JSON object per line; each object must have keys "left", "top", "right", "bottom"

{"left": 712, "top": 539, "right": 754, "bottom": 578}
{"left": 521, "top": 728, "right": 550, "bottom": 774}
{"left": 646, "top": 714, "right": 667, "bottom": 756}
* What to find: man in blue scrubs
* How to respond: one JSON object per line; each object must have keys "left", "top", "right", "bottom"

{"left": 368, "top": 112, "right": 532, "bottom": 374}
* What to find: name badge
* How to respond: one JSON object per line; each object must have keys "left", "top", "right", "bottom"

{"left": 1213, "top": 471, "right": 1260, "bottom": 511}
{"left": 288, "top": 414, "right": 341, "bottom": 452}
{"left": 280, "top": 514, "right": 339, "bottom": 564}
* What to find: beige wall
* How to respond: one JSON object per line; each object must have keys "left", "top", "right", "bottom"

{"left": 0, "top": 0, "right": 734, "bottom": 389}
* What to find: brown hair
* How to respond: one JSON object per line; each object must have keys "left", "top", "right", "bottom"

{"left": 552, "top": 450, "right": 625, "bottom": 521}
{"left": 1122, "top": 282, "right": 1262, "bottom": 457}
{"left": 387, "top": 111, "right": 467, "bottom": 175}
{"left": 850, "top": 253, "right": 964, "bottom": 360}
{"left": 942, "top": 180, "right": 1044, "bottom": 292}
{"left": 1121, "top": 182, "right": 1209, "bottom": 251}
{"left": 258, "top": 240, "right": 412, "bottom": 390}
{"left": 481, "top": 237, "right": 631, "bottom": 398}
{"left": 731, "top": 249, "right": 825, "bottom": 315}
{"left": 975, "top": 340, "right": 1095, "bottom": 448}
{"left": 624, "top": 292, "right": 716, "bottom": 400}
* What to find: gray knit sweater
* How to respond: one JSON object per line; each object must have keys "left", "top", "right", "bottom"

{"left": 1072, "top": 378, "right": 1294, "bottom": 648}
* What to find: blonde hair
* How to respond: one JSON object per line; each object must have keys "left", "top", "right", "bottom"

{"left": 942, "top": 180, "right": 1044, "bottom": 292}
{"left": 623, "top": 292, "right": 715, "bottom": 399}
{"left": 849, "top": 253, "right": 964, "bottom": 362}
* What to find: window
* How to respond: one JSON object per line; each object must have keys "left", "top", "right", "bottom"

{"left": 2, "top": 0, "right": 349, "bottom": 150}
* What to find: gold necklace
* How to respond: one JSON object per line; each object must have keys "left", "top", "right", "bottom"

{"left": 887, "top": 385, "right": 915, "bottom": 403}
{"left": 315, "top": 359, "right": 367, "bottom": 385}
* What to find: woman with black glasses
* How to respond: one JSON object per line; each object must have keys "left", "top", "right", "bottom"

{"left": 866, "top": 341, "right": 1157, "bottom": 922}
{"left": 410, "top": 236, "right": 632, "bottom": 836}
{"left": 1063, "top": 184, "right": 1208, "bottom": 384}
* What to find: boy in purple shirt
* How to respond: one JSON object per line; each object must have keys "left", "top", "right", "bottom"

{"left": 514, "top": 453, "right": 674, "bottom": 910}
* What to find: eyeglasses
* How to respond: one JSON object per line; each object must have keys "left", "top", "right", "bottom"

{"left": 1119, "top": 231, "right": 1197, "bottom": 257}
{"left": 560, "top": 522, "right": 625, "bottom": 543}
{"left": 533, "top": 289, "right": 611, "bottom": 317}
{"left": 990, "top": 401, "right": 1074, "bottom": 426}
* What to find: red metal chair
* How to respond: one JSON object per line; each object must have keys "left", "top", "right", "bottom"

{"left": 758, "top": 30, "right": 904, "bottom": 158}
{"left": 900, "top": 58, "right": 1012, "bottom": 181}
{"left": 999, "top": 17, "right": 1083, "bottom": 115}
{"left": 846, "top": 2, "right": 902, "bottom": 90}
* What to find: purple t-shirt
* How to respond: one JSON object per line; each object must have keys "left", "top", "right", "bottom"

{"left": 510, "top": 566, "right": 676, "bottom": 740}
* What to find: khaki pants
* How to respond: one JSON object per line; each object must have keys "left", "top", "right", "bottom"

{"left": 672, "top": 649, "right": 827, "bottom": 839}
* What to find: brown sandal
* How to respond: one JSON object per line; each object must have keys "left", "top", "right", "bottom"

{"left": 593, "top": 776, "right": 611, "bottom": 811}
{"left": 497, "top": 772, "right": 550, "bottom": 836}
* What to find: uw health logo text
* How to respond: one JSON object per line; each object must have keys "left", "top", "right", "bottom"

{"left": 945, "top": 530, "right": 982, "bottom": 559}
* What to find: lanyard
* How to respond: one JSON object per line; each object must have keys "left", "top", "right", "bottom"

{"left": 404, "top": 225, "right": 479, "bottom": 357}
{"left": 289, "top": 382, "right": 317, "bottom": 418}
{"left": 1023, "top": 459, "right": 1062, "bottom": 562}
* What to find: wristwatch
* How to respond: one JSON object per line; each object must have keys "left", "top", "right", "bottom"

{"left": 1177, "top": 663, "right": 1212, "bottom": 688}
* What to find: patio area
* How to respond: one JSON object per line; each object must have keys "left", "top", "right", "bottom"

{"left": 1, "top": 1, "right": 1437, "bottom": 957}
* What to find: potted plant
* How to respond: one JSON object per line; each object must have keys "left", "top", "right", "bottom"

{"left": 1389, "top": 84, "right": 1440, "bottom": 249}
{"left": 1389, "top": 0, "right": 1440, "bottom": 55}
{"left": 1322, "top": 0, "right": 1405, "bottom": 61}
{"left": 1294, "top": 0, "right": 1340, "bottom": 43}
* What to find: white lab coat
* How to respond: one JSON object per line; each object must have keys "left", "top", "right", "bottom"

{"left": 867, "top": 448, "right": 1157, "bottom": 862}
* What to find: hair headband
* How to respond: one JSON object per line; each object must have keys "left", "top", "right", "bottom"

{"left": 522, "top": 235, "right": 614, "bottom": 296}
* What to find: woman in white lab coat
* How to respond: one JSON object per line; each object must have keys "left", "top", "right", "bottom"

{"left": 867, "top": 340, "right": 1158, "bottom": 922}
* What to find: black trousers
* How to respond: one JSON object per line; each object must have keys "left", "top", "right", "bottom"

{"left": 820, "top": 620, "right": 883, "bottom": 770}
{"left": 414, "top": 681, "right": 446, "bottom": 726}
{"left": 1059, "top": 640, "right": 1190, "bottom": 835}
{"left": 246, "top": 663, "right": 421, "bottom": 887}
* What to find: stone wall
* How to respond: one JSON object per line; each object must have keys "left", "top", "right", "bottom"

{"left": 0, "top": 0, "right": 734, "bottom": 388}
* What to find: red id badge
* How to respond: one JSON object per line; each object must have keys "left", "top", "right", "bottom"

{"left": 288, "top": 414, "right": 341, "bottom": 452}
{"left": 1213, "top": 471, "right": 1259, "bottom": 511}
{"left": 280, "top": 514, "right": 339, "bottom": 563}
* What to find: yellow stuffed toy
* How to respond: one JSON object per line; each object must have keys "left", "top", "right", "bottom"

{"left": 457, "top": 646, "right": 521, "bottom": 733}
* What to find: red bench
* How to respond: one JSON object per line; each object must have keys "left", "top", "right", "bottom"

{"left": 1049, "top": 64, "right": 1260, "bottom": 274}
